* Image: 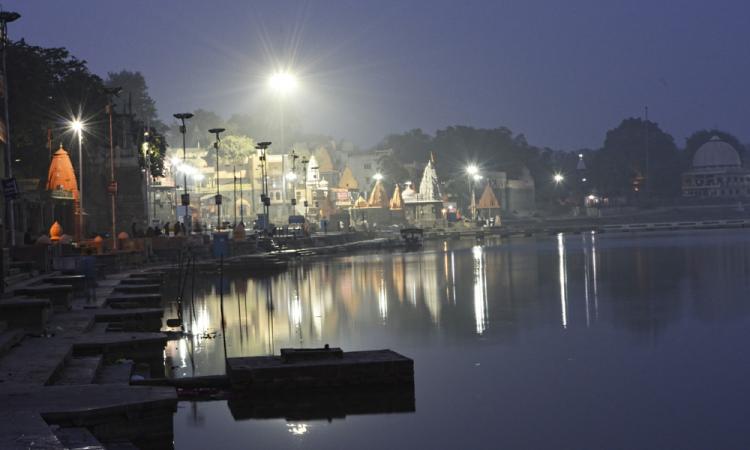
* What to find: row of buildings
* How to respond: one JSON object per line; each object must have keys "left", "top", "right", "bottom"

{"left": 149, "top": 143, "right": 538, "bottom": 230}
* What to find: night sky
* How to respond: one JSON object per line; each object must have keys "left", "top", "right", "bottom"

{"left": 6, "top": 0, "right": 750, "bottom": 150}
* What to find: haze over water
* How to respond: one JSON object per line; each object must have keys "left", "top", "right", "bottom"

{"left": 169, "top": 229, "right": 750, "bottom": 449}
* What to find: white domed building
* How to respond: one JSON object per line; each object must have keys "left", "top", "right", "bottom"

{"left": 682, "top": 136, "right": 750, "bottom": 198}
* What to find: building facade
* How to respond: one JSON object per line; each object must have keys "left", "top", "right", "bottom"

{"left": 682, "top": 136, "right": 750, "bottom": 198}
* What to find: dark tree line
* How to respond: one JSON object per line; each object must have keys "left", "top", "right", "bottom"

{"left": 6, "top": 40, "right": 167, "bottom": 183}
{"left": 377, "top": 120, "right": 745, "bottom": 206}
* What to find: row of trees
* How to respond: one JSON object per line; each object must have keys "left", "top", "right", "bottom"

{"left": 376, "top": 121, "right": 747, "bottom": 205}
{"left": 8, "top": 40, "right": 168, "bottom": 181}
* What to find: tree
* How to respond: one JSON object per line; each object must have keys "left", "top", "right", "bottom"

{"left": 377, "top": 153, "right": 410, "bottom": 192}
{"left": 380, "top": 129, "right": 432, "bottom": 164}
{"left": 138, "top": 127, "right": 168, "bottom": 178}
{"left": 220, "top": 135, "right": 255, "bottom": 165}
{"left": 7, "top": 40, "right": 108, "bottom": 180}
{"left": 105, "top": 70, "right": 164, "bottom": 130}
{"left": 683, "top": 130, "right": 745, "bottom": 169}
{"left": 591, "top": 118, "right": 680, "bottom": 199}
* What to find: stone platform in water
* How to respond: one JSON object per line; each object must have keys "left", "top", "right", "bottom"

{"left": 227, "top": 348, "right": 413, "bottom": 391}
{"left": 228, "top": 385, "right": 415, "bottom": 420}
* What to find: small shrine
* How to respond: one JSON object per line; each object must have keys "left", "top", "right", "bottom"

{"left": 477, "top": 183, "right": 502, "bottom": 225}
{"left": 46, "top": 144, "right": 80, "bottom": 241}
{"left": 402, "top": 155, "right": 445, "bottom": 227}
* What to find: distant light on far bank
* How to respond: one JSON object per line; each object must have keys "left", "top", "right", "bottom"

{"left": 268, "top": 71, "right": 298, "bottom": 96}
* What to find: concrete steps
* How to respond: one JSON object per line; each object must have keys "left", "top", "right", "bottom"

{"left": 52, "top": 426, "right": 105, "bottom": 449}
{"left": 0, "top": 336, "right": 72, "bottom": 385}
{"left": 53, "top": 355, "right": 104, "bottom": 385}
{"left": 0, "top": 297, "right": 52, "bottom": 334}
{"left": 95, "top": 360, "right": 134, "bottom": 384}
{"left": 0, "top": 328, "right": 24, "bottom": 358}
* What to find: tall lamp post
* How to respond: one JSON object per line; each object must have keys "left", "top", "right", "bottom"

{"left": 174, "top": 113, "right": 194, "bottom": 232}
{"left": 287, "top": 149, "right": 299, "bottom": 213}
{"left": 256, "top": 141, "right": 272, "bottom": 230}
{"left": 209, "top": 128, "right": 225, "bottom": 230}
{"left": 104, "top": 87, "right": 121, "bottom": 249}
{"left": 70, "top": 118, "right": 85, "bottom": 240}
{"left": 300, "top": 156, "right": 309, "bottom": 218}
{"left": 466, "top": 164, "right": 479, "bottom": 221}
{"left": 0, "top": 10, "right": 20, "bottom": 246}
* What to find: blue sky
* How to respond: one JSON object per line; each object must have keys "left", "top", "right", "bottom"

{"left": 6, "top": 0, "right": 750, "bottom": 150}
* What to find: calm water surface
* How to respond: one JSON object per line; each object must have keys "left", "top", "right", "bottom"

{"left": 169, "top": 229, "right": 750, "bottom": 449}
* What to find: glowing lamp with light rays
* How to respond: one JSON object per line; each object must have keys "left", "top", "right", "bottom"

{"left": 268, "top": 71, "right": 298, "bottom": 95}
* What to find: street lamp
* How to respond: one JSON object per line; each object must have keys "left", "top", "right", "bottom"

{"left": 268, "top": 71, "right": 298, "bottom": 96}
{"left": 256, "top": 141, "right": 272, "bottom": 229}
{"left": 0, "top": 10, "right": 19, "bottom": 247}
{"left": 209, "top": 128, "right": 226, "bottom": 230}
{"left": 173, "top": 112, "right": 194, "bottom": 232}
{"left": 104, "top": 86, "right": 121, "bottom": 249}
{"left": 69, "top": 118, "right": 85, "bottom": 240}
{"left": 300, "top": 156, "right": 309, "bottom": 218}
{"left": 374, "top": 173, "right": 384, "bottom": 182}
{"left": 466, "top": 164, "right": 480, "bottom": 221}
{"left": 553, "top": 173, "right": 564, "bottom": 185}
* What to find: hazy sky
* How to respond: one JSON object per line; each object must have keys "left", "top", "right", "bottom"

{"left": 6, "top": 0, "right": 750, "bottom": 150}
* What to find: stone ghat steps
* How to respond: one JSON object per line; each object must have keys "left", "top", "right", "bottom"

{"left": 0, "top": 328, "right": 24, "bottom": 359}
{"left": 0, "top": 384, "right": 176, "bottom": 450}
{"left": 52, "top": 426, "right": 106, "bottom": 449}
{"left": 52, "top": 355, "right": 103, "bottom": 385}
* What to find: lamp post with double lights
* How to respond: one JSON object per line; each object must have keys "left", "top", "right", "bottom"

{"left": 209, "top": 128, "right": 226, "bottom": 230}
{"left": 174, "top": 113, "right": 194, "bottom": 231}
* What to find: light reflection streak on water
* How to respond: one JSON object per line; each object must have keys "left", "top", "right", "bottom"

{"left": 378, "top": 271, "right": 388, "bottom": 322}
{"left": 451, "top": 252, "right": 457, "bottom": 304}
{"left": 472, "top": 245, "right": 488, "bottom": 335}
{"left": 286, "top": 423, "right": 309, "bottom": 436}
{"left": 592, "top": 232, "right": 599, "bottom": 319}
{"left": 557, "top": 233, "right": 568, "bottom": 329}
{"left": 583, "top": 234, "right": 591, "bottom": 328}
{"left": 288, "top": 287, "right": 302, "bottom": 340}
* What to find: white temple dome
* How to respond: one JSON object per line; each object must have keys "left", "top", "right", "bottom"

{"left": 693, "top": 136, "right": 741, "bottom": 169}
{"left": 402, "top": 184, "right": 416, "bottom": 200}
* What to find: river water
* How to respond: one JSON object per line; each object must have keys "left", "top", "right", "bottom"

{"left": 168, "top": 229, "right": 750, "bottom": 449}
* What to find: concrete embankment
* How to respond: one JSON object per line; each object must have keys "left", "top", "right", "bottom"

{"left": 0, "top": 270, "right": 176, "bottom": 449}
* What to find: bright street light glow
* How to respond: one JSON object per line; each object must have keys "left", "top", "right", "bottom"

{"left": 374, "top": 173, "right": 384, "bottom": 181}
{"left": 473, "top": 174, "right": 483, "bottom": 182}
{"left": 466, "top": 164, "right": 479, "bottom": 176}
{"left": 70, "top": 119, "right": 84, "bottom": 134}
{"left": 286, "top": 172, "right": 298, "bottom": 181}
{"left": 553, "top": 173, "right": 564, "bottom": 184}
{"left": 268, "top": 71, "right": 298, "bottom": 95}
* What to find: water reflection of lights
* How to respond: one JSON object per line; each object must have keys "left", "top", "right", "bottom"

{"left": 557, "top": 233, "right": 568, "bottom": 329}
{"left": 451, "top": 252, "right": 456, "bottom": 304}
{"left": 472, "top": 245, "right": 488, "bottom": 335}
{"left": 591, "top": 232, "right": 599, "bottom": 319}
{"left": 582, "top": 234, "right": 591, "bottom": 327}
{"left": 286, "top": 423, "right": 309, "bottom": 436}
{"left": 178, "top": 338, "right": 188, "bottom": 369}
{"left": 288, "top": 290, "right": 303, "bottom": 334}
{"left": 378, "top": 274, "right": 388, "bottom": 321}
